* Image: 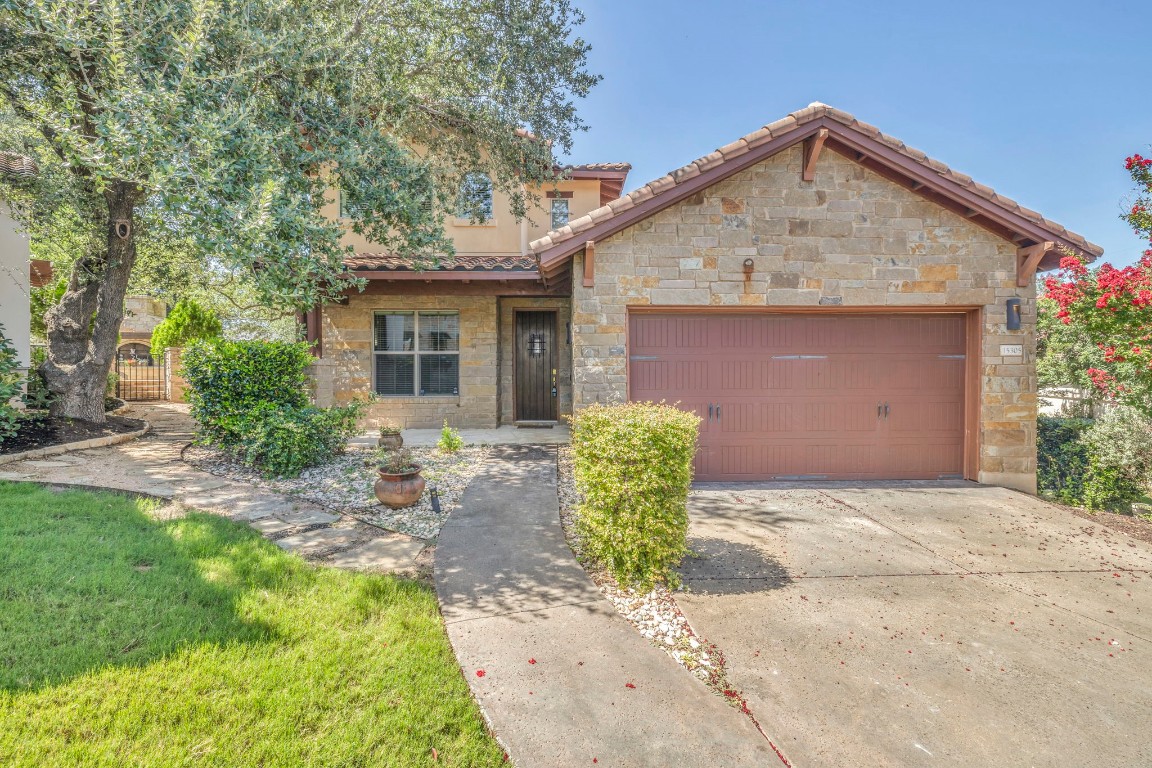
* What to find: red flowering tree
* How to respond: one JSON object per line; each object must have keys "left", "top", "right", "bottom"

{"left": 1044, "top": 153, "right": 1152, "bottom": 414}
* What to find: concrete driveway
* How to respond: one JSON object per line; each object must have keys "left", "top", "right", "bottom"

{"left": 676, "top": 483, "right": 1152, "bottom": 768}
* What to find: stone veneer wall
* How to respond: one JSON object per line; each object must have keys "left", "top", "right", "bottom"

{"left": 570, "top": 146, "right": 1038, "bottom": 493}
{"left": 497, "top": 297, "right": 573, "bottom": 424}
{"left": 317, "top": 294, "right": 499, "bottom": 429}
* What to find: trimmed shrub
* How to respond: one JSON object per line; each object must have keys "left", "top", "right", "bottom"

{"left": 1038, "top": 410, "right": 1151, "bottom": 511}
{"left": 150, "top": 299, "right": 222, "bottom": 358}
{"left": 571, "top": 402, "right": 700, "bottom": 589}
{"left": 438, "top": 419, "right": 464, "bottom": 453}
{"left": 1038, "top": 416, "right": 1092, "bottom": 505}
{"left": 222, "top": 402, "right": 362, "bottom": 477}
{"left": 0, "top": 324, "right": 25, "bottom": 444}
{"left": 182, "top": 339, "right": 313, "bottom": 440}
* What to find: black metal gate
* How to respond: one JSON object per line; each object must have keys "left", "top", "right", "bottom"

{"left": 115, "top": 349, "right": 167, "bottom": 401}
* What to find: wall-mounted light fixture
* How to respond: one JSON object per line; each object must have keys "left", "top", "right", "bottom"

{"left": 528, "top": 332, "right": 546, "bottom": 357}
{"left": 1006, "top": 298, "right": 1022, "bottom": 331}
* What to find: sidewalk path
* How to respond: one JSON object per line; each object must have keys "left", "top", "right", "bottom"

{"left": 0, "top": 403, "right": 424, "bottom": 571}
{"left": 435, "top": 445, "right": 776, "bottom": 767}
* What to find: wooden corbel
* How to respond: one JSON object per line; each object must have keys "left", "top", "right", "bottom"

{"left": 802, "top": 129, "right": 829, "bottom": 182}
{"left": 583, "top": 240, "right": 596, "bottom": 288}
{"left": 1017, "top": 241, "right": 1054, "bottom": 287}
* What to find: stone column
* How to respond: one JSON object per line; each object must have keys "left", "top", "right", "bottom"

{"left": 164, "top": 347, "right": 188, "bottom": 403}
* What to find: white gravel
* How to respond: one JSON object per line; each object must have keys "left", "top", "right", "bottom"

{"left": 184, "top": 443, "right": 488, "bottom": 540}
{"left": 556, "top": 448, "right": 740, "bottom": 696}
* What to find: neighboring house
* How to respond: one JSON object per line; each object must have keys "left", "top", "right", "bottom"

{"left": 0, "top": 152, "right": 49, "bottom": 376}
{"left": 311, "top": 103, "right": 1102, "bottom": 494}
{"left": 119, "top": 296, "right": 168, "bottom": 362}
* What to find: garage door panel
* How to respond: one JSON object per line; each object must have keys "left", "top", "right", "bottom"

{"left": 628, "top": 312, "right": 967, "bottom": 482}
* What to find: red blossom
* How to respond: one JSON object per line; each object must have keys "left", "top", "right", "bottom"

{"left": 475, "top": 669, "right": 486, "bottom": 678}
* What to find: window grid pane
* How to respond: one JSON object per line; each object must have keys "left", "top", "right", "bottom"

{"left": 418, "top": 312, "right": 459, "bottom": 352}
{"left": 550, "top": 199, "right": 569, "bottom": 230}
{"left": 374, "top": 312, "right": 415, "bottom": 352}
{"left": 419, "top": 354, "right": 459, "bottom": 396}
{"left": 375, "top": 355, "right": 415, "bottom": 396}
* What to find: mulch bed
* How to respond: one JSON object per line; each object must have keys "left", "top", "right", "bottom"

{"left": 1071, "top": 506, "right": 1152, "bottom": 547}
{"left": 0, "top": 413, "right": 146, "bottom": 456}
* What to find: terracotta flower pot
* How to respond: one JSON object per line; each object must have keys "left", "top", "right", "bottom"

{"left": 377, "top": 432, "right": 403, "bottom": 450}
{"left": 374, "top": 465, "right": 425, "bottom": 509}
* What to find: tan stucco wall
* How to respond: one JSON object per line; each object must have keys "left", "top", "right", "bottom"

{"left": 497, "top": 297, "right": 573, "bottom": 423}
{"left": 329, "top": 179, "right": 605, "bottom": 259}
{"left": 0, "top": 203, "right": 31, "bottom": 368}
{"left": 570, "top": 147, "right": 1038, "bottom": 493}
{"left": 315, "top": 294, "right": 499, "bottom": 429}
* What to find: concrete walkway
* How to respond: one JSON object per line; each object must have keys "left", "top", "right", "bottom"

{"left": 0, "top": 403, "right": 425, "bottom": 572}
{"left": 435, "top": 445, "right": 776, "bottom": 767}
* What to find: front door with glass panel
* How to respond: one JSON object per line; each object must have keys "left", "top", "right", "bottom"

{"left": 373, "top": 311, "right": 460, "bottom": 397}
{"left": 514, "top": 311, "right": 556, "bottom": 421}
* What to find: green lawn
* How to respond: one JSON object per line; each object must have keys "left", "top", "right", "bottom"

{"left": 0, "top": 482, "right": 504, "bottom": 767}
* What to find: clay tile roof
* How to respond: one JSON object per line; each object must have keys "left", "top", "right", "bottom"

{"left": 530, "top": 102, "right": 1103, "bottom": 262}
{"left": 566, "top": 162, "right": 632, "bottom": 173}
{"left": 344, "top": 252, "right": 537, "bottom": 272}
{"left": 0, "top": 152, "right": 38, "bottom": 179}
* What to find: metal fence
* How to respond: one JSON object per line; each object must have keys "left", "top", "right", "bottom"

{"left": 115, "top": 351, "right": 167, "bottom": 401}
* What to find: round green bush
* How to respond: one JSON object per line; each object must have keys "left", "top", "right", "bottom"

{"left": 150, "top": 299, "right": 222, "bottom": 358}
{"left": 571, "top": 402, "right": 700, "bottom": 589}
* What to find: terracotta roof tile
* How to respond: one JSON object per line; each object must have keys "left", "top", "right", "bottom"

{"left": 344, "top": 252, "right": 537, "bottom": 272}
{"left": 530, "top": 102, "right": 1103, "bottom": 260}
{"left": 0, "top": 152, "right": 37, "bottom": 179}
{"left": 566, "top": 162, "right": 632, "bottom": 172}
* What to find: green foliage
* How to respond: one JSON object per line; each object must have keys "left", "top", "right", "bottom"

{"left": 379, "top": 448, "right": 420, "bottom": 475}
{"left": 438, "top": 419, "right": 464, "bottom": 453}
{"left": 1036, "top": 297, "right": 1105, "bottom": 395}
{"left": 0, "top": 324, "right": 24, "bottom": 444}
{"left": 183, "top": 339, "right": 361, "bottom": 476}
{"left": 182, "top": 340, "right": 312, "bottom": 441}
{"left": 222, "top": 402, "right": 362, "bottom": 477}
{"left": 1038, "top": 411, "right": 1151, "bottom": 511}
{"left": 149, "top": 299, "right": 222, "bottom": 358}
{"left": 571, "top": 402, "right": 700, "bottom": 590}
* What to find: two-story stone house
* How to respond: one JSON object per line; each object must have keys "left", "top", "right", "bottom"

{"left": 309, "top": 103, "right": 1102, "bottom": 493}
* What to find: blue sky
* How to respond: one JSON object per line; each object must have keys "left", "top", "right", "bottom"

{"left": 561, "top": 0, "right": 1151, "bottom": 266}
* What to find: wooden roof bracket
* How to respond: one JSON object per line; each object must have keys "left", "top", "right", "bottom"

{"left": 1017, "top": 241, "right": 1054, "bottom": 287}
{"left": 583, "top": 240, "right": 596, "bottom": 288}
{"left": 802, "top": 128, "right": 829, "bottom": 182}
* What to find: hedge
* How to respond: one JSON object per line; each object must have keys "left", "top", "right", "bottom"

{"left": 571, "top": 402, "right": 700, "bottom": 589}
{"left": 221, "top": 402, "right": 361, "bottom": 477}
{"left": 1039, "top": 411, "right": 1150, "bottom": 511}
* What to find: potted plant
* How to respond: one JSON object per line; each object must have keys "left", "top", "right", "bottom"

{"left": 377, "top": 420, "right": 403, "bottom": 450}
{"left": 374, "top": 448, "right": 425, "bottom": 508}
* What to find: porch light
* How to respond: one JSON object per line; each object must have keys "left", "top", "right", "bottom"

{"left": 1006, "top": 298, "right": 1022, "bottom": 331}
{"left": 528, "top": 333, "right": 546, "bottom": 357}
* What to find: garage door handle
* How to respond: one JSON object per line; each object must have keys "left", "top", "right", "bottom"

{"left": 884, "top": 402, "right": 890, "bottom": 418}
{"left": 708, "top": 403, "right": 713, "bottom": 422}
{"left": 716, "top": 404, "right": 721, "bottom": 420}
{"left": 877, "top": 403, "right": 882, "bottom": 418}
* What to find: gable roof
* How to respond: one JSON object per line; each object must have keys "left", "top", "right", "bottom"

{"left": 562, "top": 162, "right": 631, "bottom": 206}
{"left": 531, "top": 103, "right": 1103, "bottom": 282}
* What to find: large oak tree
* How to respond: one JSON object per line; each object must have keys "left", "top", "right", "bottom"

{"left": 0, "top": 0, "right": 597, "bottom": 421}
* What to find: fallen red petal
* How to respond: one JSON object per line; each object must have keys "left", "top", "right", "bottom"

{"left": 476, "top": 670, "right": 486, "bottom": 678}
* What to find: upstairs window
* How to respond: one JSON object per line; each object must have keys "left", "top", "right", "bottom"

{"left": 550, "top": 198, "right": 570, "bottom": 230}
{"left": 373, "top": 311, "right": 460, "bottom": 397}
{"left": 456, "top": 172, "right": 493, "bottom": 222}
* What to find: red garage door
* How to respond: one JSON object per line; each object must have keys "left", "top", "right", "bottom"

{"left": 628, "top": 313, "right": 967, "bottom": 481}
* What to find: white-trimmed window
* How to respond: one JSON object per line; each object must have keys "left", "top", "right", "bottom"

{"left": 550, "top": 198, "right": 570, "bottom": 229}
{"left": 373, "top": 311, "right": 460, "bottom": 396}
{"left": 456, "top": 172, "right": 493, "bottom": 221}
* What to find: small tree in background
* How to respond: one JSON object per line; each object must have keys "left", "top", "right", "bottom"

{"left": 1044, "top": 152, "right": 1152, "bottom": 414}
{"left": 150, "top": 300, "right": 222, "bottom": 359}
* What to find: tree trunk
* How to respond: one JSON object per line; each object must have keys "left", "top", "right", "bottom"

{"left": 40, "top": 183, "right": 139, "bottom": 423}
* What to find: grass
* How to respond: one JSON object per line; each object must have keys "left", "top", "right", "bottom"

{"left": 0, "top": 482, "right": 504, "bottom": 767}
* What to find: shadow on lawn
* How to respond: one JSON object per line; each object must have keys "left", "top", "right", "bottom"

{"left": 0, "top": 482, "right": 282, "bottom": 691}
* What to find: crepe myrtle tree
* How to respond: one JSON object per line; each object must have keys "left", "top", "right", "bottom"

{"left": 0, "top": 0, "right": 598, "bottom": 421}
{"left": 1044, "top": 152, "right": 1152, "bottom": 414}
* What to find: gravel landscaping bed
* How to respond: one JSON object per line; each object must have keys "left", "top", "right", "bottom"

{"left": 184, "top": 443, "right": 489, "bottom": 540}
{"left": 556, "top": 448, "right": 745, "bottom": 705}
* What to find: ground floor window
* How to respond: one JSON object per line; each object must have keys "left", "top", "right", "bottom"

{"left": 373, "top": 311, "right": 460, "bottom": 396}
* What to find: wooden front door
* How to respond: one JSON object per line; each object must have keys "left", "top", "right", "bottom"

{"left": 628, "top": 312, "right": 967, "bottom": 481}
{"left": 515, "top": 311, "right": 557, "bottom": 422}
